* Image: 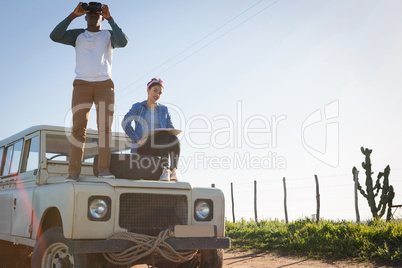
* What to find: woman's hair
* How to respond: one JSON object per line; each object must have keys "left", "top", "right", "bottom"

{"left": 147, "top": 78, "right": 164, "bottom": 89}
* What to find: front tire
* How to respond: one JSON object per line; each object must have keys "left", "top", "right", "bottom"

{"left": 31, "top": 227, "right": 89, "bottom": 268}
{"left": 199, "top": 249, "right": 223, "bottom": 268}
{"left": 175, "top": 249, "right": 223, "bottom": 268}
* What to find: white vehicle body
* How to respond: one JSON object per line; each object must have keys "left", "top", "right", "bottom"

{"left": 0, "top": 125, "right": 229, "bottom": 267}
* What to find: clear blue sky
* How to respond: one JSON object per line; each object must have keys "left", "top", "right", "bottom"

{"left": 1, "top": 0, "right": 402, "bottom": 222}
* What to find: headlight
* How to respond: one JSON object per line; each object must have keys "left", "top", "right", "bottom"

{"left": 88, "top": 196, "right": 111, "bottom": 221}
{"left": 90, "top": 199, "right": 107, "bottom": 218}
{"left": 194, "top": 199, "right": 213, "bottom": 221}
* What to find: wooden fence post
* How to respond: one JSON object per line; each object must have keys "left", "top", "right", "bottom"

{"left": 231, "top": 182, "right": 235, "bottom": 223}
{"left": 254, "top": 180, "right": 258, "bottom": 223}
{"left": 354, "top": 169, "right": 360, "bottom": 223}
{"left": 314, "top": 174, "right": 320, "bottom": 223}
{"left": 283, "top": 177, "right": 288, "bottom": 224}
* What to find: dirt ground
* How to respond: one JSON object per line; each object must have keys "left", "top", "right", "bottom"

{"left": 132, "top": 249, "right": 395, "bottom": 268}
{"left": 222, "top": 249, "right": 394, "bottom": 268}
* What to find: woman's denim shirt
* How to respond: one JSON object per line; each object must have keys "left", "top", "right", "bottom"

{"left": 121, "top": 100, "right": 174, "bottom": 152}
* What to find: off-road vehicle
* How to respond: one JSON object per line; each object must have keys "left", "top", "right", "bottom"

{"left": 0, "top": 125, "right": 230, "bottom": 267}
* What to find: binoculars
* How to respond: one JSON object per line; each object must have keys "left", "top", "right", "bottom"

{"left": 81, "top": 2, "right": 102, "bottom": 13}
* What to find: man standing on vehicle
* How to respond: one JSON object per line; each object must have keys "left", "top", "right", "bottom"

{"left": 50, "top": 2, "right": 128, "bottom": 181}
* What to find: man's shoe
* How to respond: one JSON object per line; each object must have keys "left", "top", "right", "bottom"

{"left": 159, "top": 167, "right": 171, "bottom": 181}
{"left": 170, "top": 168, "right": 179, "bottom": 182}
{"left": 98, "top": 171, "right": 116, "bottom": 179}
{"left": 65, "top": 173, "right": 79, "bottom": 182}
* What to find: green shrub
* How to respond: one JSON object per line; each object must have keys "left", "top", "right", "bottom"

{"left": 225, "top": 219, "right": 402, "bottom": 265}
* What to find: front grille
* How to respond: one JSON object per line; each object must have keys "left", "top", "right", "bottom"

{"left": 119, "top": 193, "right": 188, "bottom": 235}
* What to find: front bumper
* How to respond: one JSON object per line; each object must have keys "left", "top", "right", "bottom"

{"left": 69, "top": 237, "right": 231, "bottom": 254}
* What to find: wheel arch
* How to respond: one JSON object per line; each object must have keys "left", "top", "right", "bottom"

{"left": 37, "top": 206, "right": 63, "bottom": 238}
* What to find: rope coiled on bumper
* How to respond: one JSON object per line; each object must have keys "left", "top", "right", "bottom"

{"left": 103, "top": 229, "right": 198, "bottom": 266}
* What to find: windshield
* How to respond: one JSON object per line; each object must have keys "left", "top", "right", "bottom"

{"left": 45, "top": 132, "right": 131, "bottom": 163}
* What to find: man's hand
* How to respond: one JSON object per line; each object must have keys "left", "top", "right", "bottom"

{"left": 68, "top": 2, "right": 88, "bottom": 21}
{"left": 100, "top": 4, "right": 113, "bottom": 21}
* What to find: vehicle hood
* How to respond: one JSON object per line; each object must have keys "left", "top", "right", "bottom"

{"left": 46, "top": 176, "right": 193, "bottom": 190}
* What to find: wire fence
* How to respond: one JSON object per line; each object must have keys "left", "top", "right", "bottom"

{"left": 212, "top": 169, "right": 402, "bottom": 223}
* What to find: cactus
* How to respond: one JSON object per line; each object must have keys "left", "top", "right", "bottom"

{"left": 352, "top": 147, "right": 395, "bottom": 221}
